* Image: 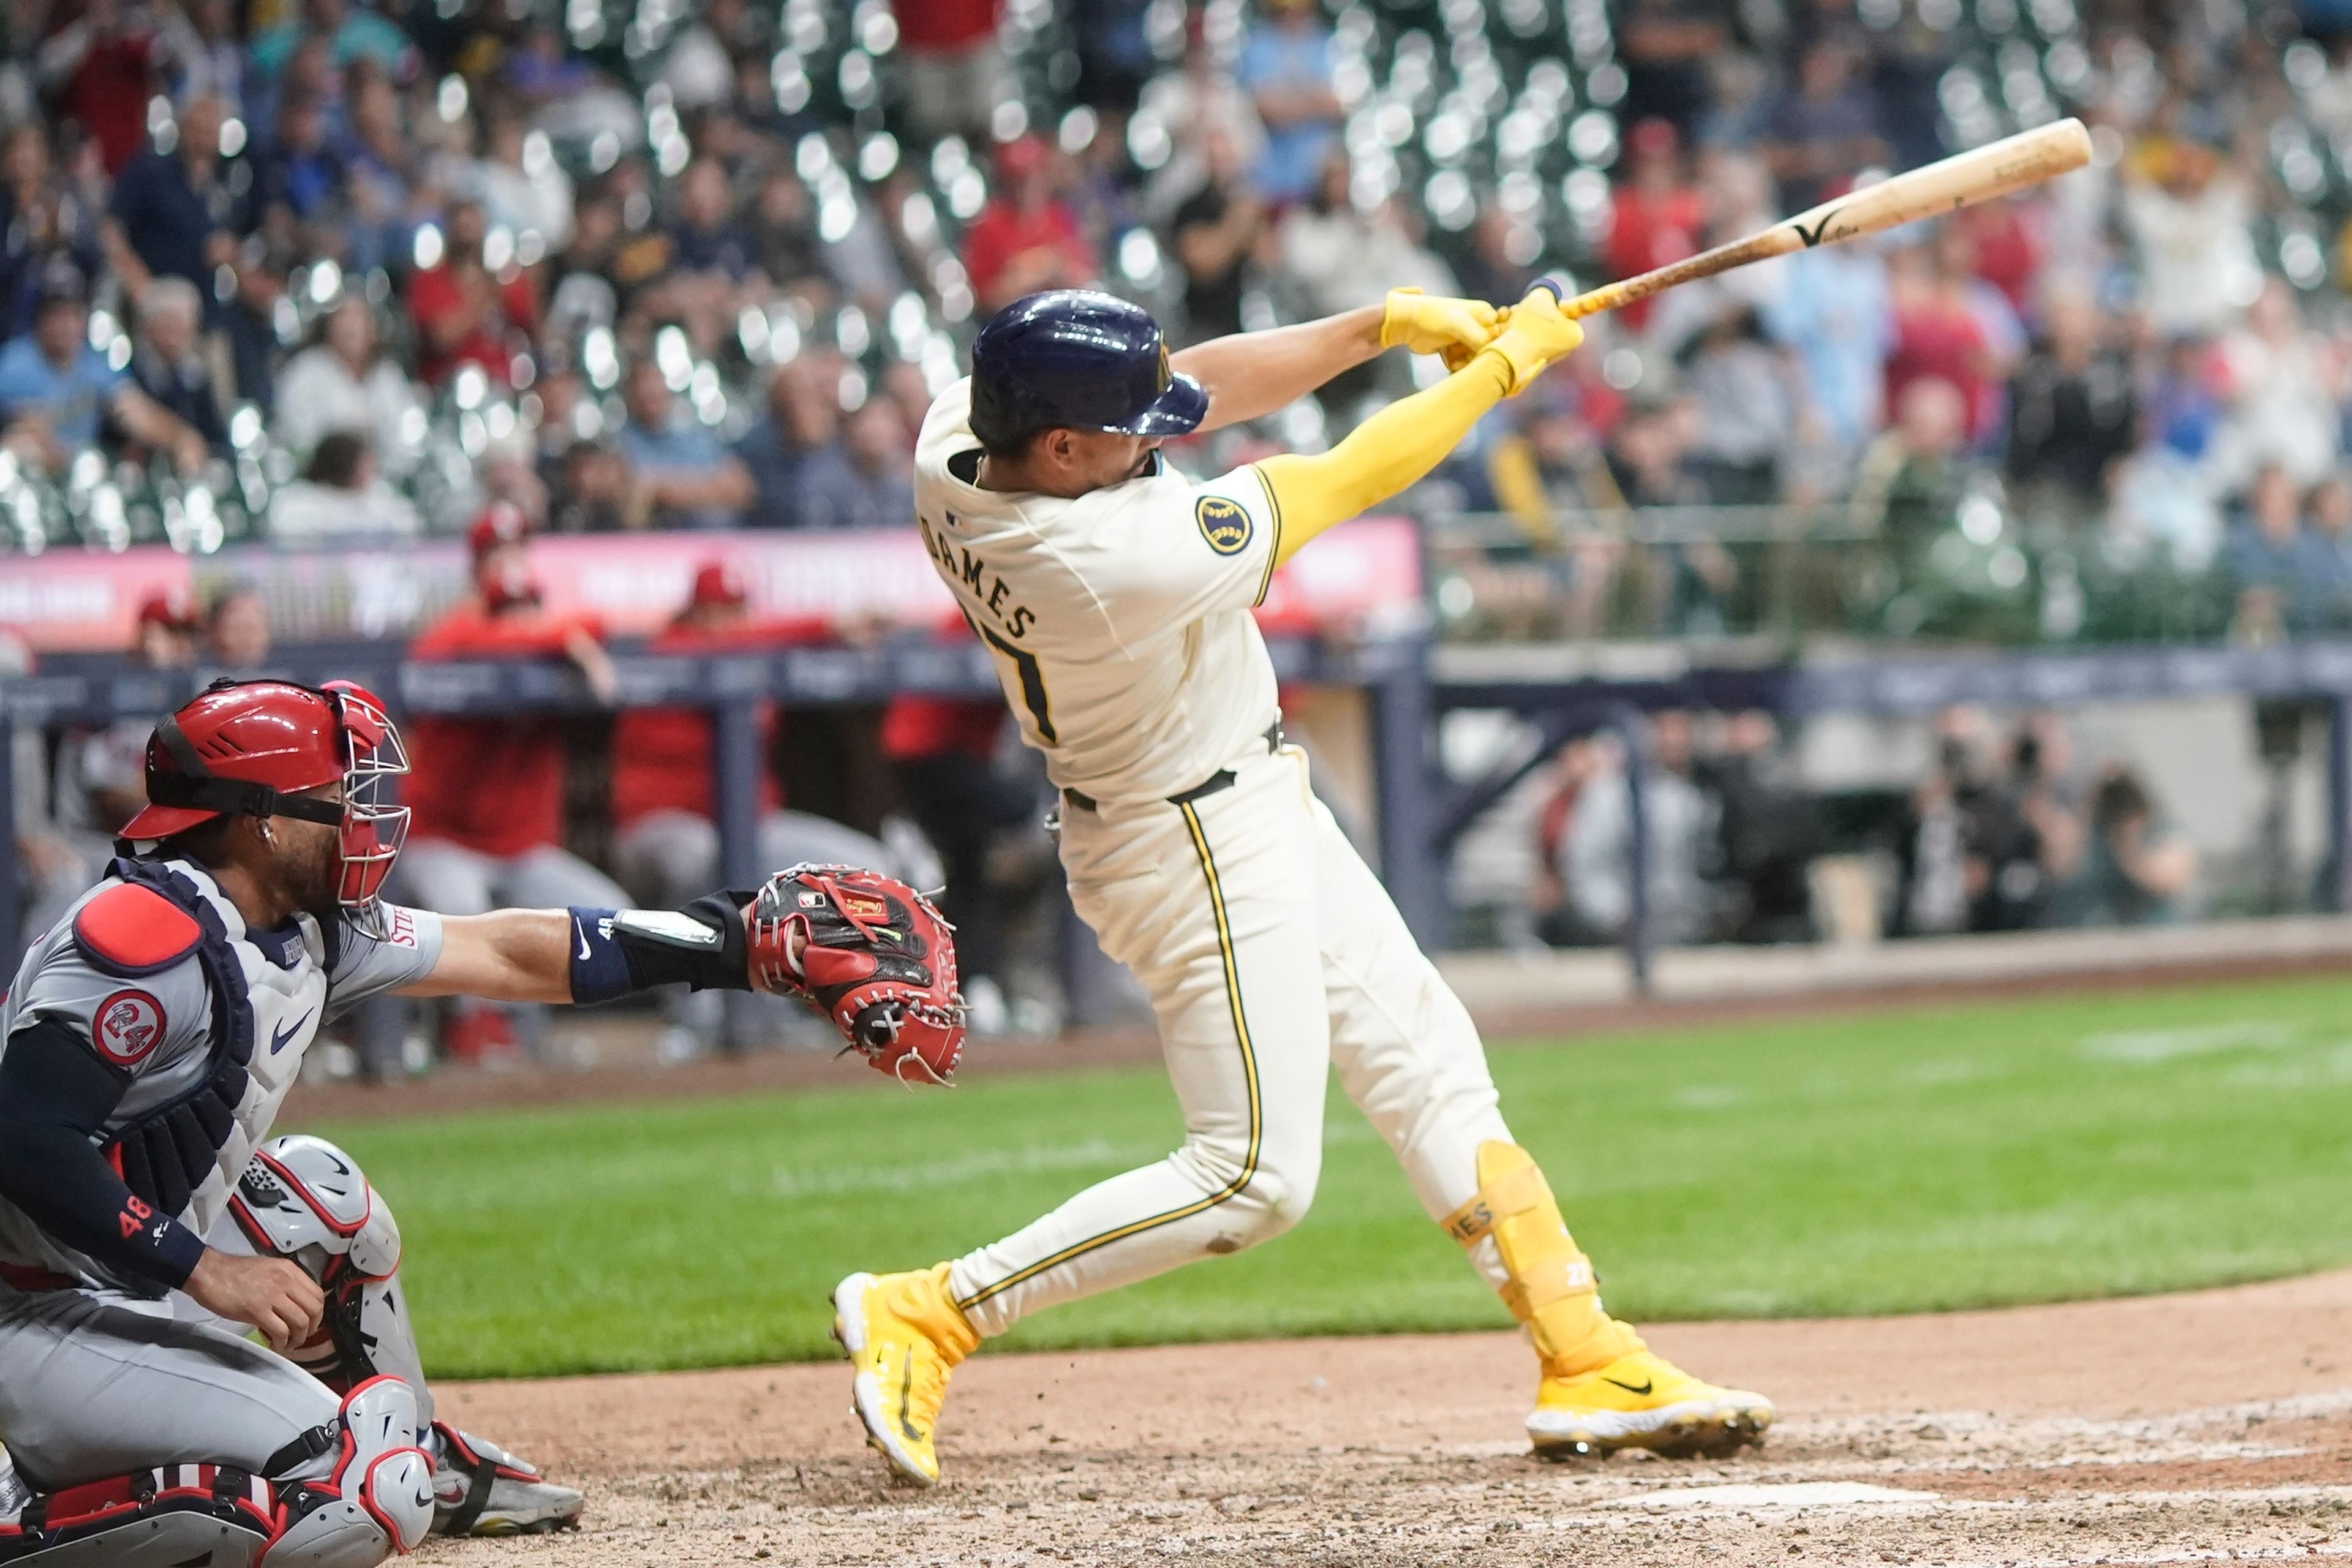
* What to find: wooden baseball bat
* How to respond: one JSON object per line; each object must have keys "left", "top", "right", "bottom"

{"left": 1536, "top": 118, "right": 2093, "bottom": 320}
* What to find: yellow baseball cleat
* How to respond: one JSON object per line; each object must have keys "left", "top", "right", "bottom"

{"left": 1528, "top": 1348, "right": 1775, "bottom": 1460}
{"left": 830, "top": 1265, "right": 978, "bottom": 1486}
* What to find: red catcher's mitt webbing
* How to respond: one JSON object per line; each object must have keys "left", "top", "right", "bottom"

{"left": 744, "top": 865, "right": 966, "bottom": 1084}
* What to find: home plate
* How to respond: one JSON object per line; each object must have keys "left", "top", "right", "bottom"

{"left": 1607, "top": 1482, "right": 1940, "bottom": 1510}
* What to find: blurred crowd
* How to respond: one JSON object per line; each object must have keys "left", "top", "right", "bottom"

{"left": 0, "top": 0, "right": 962, "bottom": 549}
{"left": 1521, "top": 704, "right": 2200, "bottom": 949}
{"left": 9, "top": 0, "right": 2352, "bottom": 594}
{"left": 9, "top": 0, "right": 2352, "bottom": 633}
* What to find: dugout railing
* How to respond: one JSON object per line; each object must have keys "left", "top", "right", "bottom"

{"left": 0, "top": 632, "right": 1435, "bottom": 971}
{"left": 15, "top": 634, "right": 2352, "bottom": 998}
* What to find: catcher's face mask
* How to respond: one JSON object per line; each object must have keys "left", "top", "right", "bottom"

{"left": 323, "top": 681, "right": 410, "bottom": 939}
{"left": 128, "top": 676, "right": 411, "bottom": 940}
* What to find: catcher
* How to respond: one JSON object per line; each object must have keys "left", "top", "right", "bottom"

{"left": 0, "top": 677, "right": 959, "bottom": 1564}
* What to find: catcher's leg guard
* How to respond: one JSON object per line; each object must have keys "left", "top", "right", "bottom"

{"left": 0, "top": 1381, "right": 431, "bottom": 1568}
{"left": 262, "top": 1378, "right": 434, "bottom": 1566}
{"left": 1442, "top": 1141, "right": 1642, "bottom": 1376}
{"left": 0, "top": 1463, "right": 277, "bottom": 1566}
{"left": 228, "top": 1137, "right": 430, "bottom": 1427}
{"left": 228, "top": 1138, "right": 581, "bottom": 1536}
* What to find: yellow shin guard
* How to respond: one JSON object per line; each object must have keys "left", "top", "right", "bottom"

{"left": 1443, "top": 1141, "right": 1643, "bottom": 1377}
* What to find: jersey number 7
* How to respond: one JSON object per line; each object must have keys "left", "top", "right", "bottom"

{"left": 979, "top": 625, "right": 1056, "bottom": 743}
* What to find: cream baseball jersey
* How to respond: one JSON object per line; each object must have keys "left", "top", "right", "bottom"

{"left": 914, "top": 377, "right": 1285, "bottom": 802}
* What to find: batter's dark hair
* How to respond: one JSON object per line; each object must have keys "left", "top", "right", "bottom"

{"left": 975, "top": 425, "right": 1047, "bottom": 462}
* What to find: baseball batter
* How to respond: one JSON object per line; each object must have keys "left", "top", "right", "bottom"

{"left": 833, "top": 284, "right": 1774, "bottom": 1483}
{"left": 0, "top": 677, "right": 962, "bottom": 1564}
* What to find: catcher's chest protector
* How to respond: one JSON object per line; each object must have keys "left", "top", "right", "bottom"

{"left": 88, "top": 861, "right": 325, "bottom": 1256}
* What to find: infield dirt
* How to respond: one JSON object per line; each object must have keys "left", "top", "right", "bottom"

{"left": 419, "top": 1265, "right": 2352, "bottom": 1566}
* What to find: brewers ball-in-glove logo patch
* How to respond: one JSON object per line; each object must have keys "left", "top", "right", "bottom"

{"left": 1196, "top": 496, "right": 1252, "bottom": 556}
{"left": 94, "top": 989, "right": 165, "bottom": 1066}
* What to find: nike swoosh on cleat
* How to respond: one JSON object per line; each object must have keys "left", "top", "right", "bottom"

{"left": 897, "top": 1357, "right": 924, "bottom": 1443}
{"left": 1603, "top": 1377, "right": 1654, "bottom": 1396}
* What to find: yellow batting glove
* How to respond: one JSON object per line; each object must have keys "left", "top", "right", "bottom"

{"left": 1474, "top": 286, "right": 1584, "bottom": 396}
{"left": 1380, "top": 286, "right": 1505, "bottom": 368}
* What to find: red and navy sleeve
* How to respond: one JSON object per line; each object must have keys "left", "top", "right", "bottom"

{"left": 0, "top": 883, "right": 213, "bottom": 1292}
{"left": 0, "top": 1017, "right": 206, "bottom": 1292}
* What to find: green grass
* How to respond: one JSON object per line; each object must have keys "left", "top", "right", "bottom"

{"left": 312, "top": 974, "right": 2352, "bottom": 1379}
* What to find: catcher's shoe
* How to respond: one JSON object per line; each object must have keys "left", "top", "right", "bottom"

{"left": 831, "top": 1264, "right": 978, "bottom": 1486}
{"left": 1527, "top": 1349, "right": 1775, "bottom": 1460}
{"left": 429, "top": 1422, "right": 584, "bottom": 1536}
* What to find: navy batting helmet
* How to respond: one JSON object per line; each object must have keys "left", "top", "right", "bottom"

{"left": 968, "top": 289, "right": 1208, "bottom": 451}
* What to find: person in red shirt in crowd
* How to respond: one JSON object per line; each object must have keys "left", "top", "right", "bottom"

{"left": 398, "top": 503, "right": 625, "bottom": 1059}
{"left": 892, "top": 0, "right": 1003, "bottom": 146}
{"left": 608, "top": 560, "right": 927, "bottom": 1059}
{"left": 1604, "top": 119, "right": 1705, "bottom": 334}
{"left": 39, "top": 0, "right": 167, "bottom": 174}
{"left": 407, "top": 198, "right": 539, "bottom": 387}
{"left": 1883, "top": 240, "right": 1999, "bottom": 450}
{"left": 959, "top": 135, "right": 1098, "bottom": 317}
{"left": 1951, "top": 196, "right": 2045, "bottom": 319}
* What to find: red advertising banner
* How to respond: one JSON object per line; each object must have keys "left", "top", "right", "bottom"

{"left": 0, "top": 519, "right": 1425, "bottom": 653}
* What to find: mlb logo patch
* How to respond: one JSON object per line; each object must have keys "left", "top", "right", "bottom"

{"left": 1196, "top": 496, "right": 1251, "bottom": 556}
{"left": 94, "top": 989, "right": 165, "bottom": 1067}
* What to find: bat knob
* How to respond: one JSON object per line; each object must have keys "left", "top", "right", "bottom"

{"left": 1528, "top": 274, "right": 1570, "bottom": 303}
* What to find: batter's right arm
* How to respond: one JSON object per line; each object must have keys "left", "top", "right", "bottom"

{"left": 1172, "top": 304, "right": 1384, "bottom": 431}
{"left": 1255, "top": 285, "right": 1585, "bottom": 565}
{"left": 1173, "top": 290, "right": 1505, "bottom": 431}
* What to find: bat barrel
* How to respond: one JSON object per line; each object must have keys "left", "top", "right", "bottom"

{"left": 1540, "top": 118, "right": 2090, "bottom": 323}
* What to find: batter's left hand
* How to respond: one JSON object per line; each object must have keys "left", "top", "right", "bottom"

{"left": 1380, "top": 287, "right": 1506, "bottom": 371}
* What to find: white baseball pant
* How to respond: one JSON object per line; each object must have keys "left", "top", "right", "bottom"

{"left": 946, "top": 744, "right": 1515, "bottom": 1333}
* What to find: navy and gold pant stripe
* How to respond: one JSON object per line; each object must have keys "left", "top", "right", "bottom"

{"left": 954, "top": 800, "right": 1265, "bottom": 1313}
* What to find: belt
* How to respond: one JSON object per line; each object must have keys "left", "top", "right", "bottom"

{"left": 1063, "top": 722, "right": 1284, "bottom": 814}
{"left": 0, "top": 1263, "right": 77, "bottom": 1293}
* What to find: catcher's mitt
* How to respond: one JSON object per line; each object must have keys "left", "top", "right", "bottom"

{"left": 744, "top": 865, "right": 965, "bottom": 1084}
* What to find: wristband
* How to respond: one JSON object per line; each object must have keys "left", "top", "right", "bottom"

{"left": 567, "top": 896, "right": 753, "bottom": 1005}
{"left": 566, "top": 908, "right": 633, "bottom": 1004}
{"left": 148, "top": 1210, "right": 207, "bottom": 1290}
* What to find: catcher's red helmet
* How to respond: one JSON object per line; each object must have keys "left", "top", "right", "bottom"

{"left": 121, "top": 677, "right": 411, "bottom": 935}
